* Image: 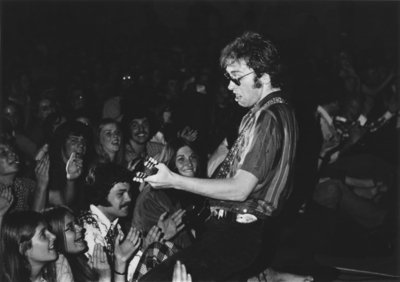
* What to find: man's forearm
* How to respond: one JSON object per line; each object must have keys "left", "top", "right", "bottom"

{"left": 171, "top": 169, "right": 257, "bottom": 202}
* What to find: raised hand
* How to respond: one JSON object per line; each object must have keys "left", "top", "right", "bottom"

{"left": 157, "top": 210, "right": 186, "bottom": 241}
{"left": 35, "top": 144, "right": 49, "bottom": 161}
{"left": 114, "top": 227, "right": 141, "bottom": 264}
{"left": 178, "top": 126, "right": 198, "bottom": 143}
{"left": 65, "top": 152, "right": 83, "bottom": 180}
{"left": 88, "top": 243, "right": 111, "bottom": 281}
{"left": 35, "top": 153, "right": 50, "bottom": 188}
{"left": 143, "top": 225, "right": 163, "bottom": 250}
{"left": 0, "top": 187, "right": 13, "bottom": 217}
{"left": 173, "top": 261, "right": 192, "bottom": 282}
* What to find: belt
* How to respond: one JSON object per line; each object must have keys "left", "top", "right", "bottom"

{"left": 209, "top": 207, "right": 258, "bottom": 224}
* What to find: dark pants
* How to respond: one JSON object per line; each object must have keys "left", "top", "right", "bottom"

{"left": 140, "top": 217, "right": 268, "bottom": 282}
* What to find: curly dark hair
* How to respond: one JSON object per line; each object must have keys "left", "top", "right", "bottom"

{"left": 85, "top": 163, "right": 133, "bottom": 207}
{"left": 219, "top": 31, "right": 284, "bottom": 88}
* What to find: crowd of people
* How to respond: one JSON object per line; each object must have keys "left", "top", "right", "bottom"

{"left": 0, "top": 27, "right": 398, "bottom": 282}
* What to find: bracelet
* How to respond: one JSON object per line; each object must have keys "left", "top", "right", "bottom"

{"left": 114, "top": 269, "right": 126, "bottom": 275}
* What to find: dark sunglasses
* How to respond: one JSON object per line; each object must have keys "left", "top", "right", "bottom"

{"left": 224, "top": 71, "right": 255, "bottom": 86}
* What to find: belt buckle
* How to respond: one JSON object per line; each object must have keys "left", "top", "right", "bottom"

{"left": 210, "top": 207, "right": 258, "bottom": 223}
{"left": 235, "top": 213, "right": 258, "bottom": 224}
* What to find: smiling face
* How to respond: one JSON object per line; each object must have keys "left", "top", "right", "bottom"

{"left": 175, "top": 146, "right": 199, "bottom": 177}
{"left": 101, "top": 182, "right": 132, "bottom": 220}
{"left": 64, "top": 134, "right": 87, "bottom": 158}
{"left": 129, "top": 117, "right": 150, "bottom": 145}
{"left": 225, "top": 60, "right": 264, "bottom": 108}
{"left": 25, "top": 222, "right": 57, "bottom": 265}
{"left": 63, "top": 213, "right": 87, "bottom": 254}
{"left": 0, "top": 144, "right": 19, "bottom": 176}
{"left": 100, "top": 123, "right": 121, "bottom": 155}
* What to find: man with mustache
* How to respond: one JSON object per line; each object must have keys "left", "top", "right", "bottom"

{"left": 80, "top": 163, "right": 178, "bottom": 280}
{"left": 122, "top": 108, "right": 164, "bottom": 171}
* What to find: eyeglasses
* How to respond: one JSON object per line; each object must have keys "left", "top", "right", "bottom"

{"left": 224, "top": 71, "right": 255, "bottom": 86}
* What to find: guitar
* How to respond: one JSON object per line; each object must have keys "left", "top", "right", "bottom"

{"left": 132, "top": 156, "right": 210, "bottom": 229}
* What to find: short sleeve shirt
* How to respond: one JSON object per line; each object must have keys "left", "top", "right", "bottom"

{"left": 210, "top": 91, "right": 298, "bottom": 218}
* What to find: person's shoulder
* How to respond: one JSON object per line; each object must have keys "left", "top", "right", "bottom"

{"left": 134, "top": 185, "right": 152, "bottom": 206}
{"left": 78, "top": 210, "right": 99, "bottom": 228}
{"left": 137, "top": 186, "right": 169, "bottom": 207}
{"left": 147, "top": 141, "right": 165, "bottom": 157}
{"left": 55, "top": 253, "right": 74, "bottom": 282}
{"left": 55, "top": 253, "right": 68, "bottom": 265}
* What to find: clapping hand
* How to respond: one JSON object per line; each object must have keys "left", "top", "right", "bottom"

{"left": 114, "top": 227, "right": 141, "bottom": 264}
{"left": 35, "top": 153, "right": 50, "bottom": 188}
{"left": 143, "top": 225, "right": 163, "bottom": 250}
{"left": 88, "top": 243, "right": 111, "bottom": 281}
{"left": 157, "top": 210, "right": 186, "bottom": 241}
{"left": 173, "top": 261, "right": 192, "bottom": 282}
{"left": 66, "top": 152, "right": 83, "bottom": 180}
{"left": 0, "top": 187, "right": 13, "bottom": 217}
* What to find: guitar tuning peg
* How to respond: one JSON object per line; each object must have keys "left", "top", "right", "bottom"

{"left": 148, "top": 157, "right": 158, "bottom": 165}
{"left": 133, "top": 176, "right": 144, "bottom": 183}
{"left": 133, "top": 171, "right": 147, "bottom": 183}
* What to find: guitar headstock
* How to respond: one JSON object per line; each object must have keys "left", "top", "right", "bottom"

{"left": 132, "top": 156, "right": 159, "bottom": 183}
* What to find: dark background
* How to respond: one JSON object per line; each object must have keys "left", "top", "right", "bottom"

{"left": 2, "top": 1, "right": 399, "bottom": 66}
{"left": 1, "top": 1, "right": 399, "bottom": 104}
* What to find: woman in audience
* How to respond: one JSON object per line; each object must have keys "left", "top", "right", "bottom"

{"left": 132, "top": 137, "right": 205, "bottom": 249}
{"left": 0, "top": 139, "right": 50, "bottom": 213}
{"left": 166, "top": 138, "right": 205, "bottom": 207}
{"left": 0, "top": 210, "right": 58, "bottom": 282}
{"left": 92, "top": 118, "right": 124, "bottom": 165}
{"left": 43, "top": 205, "right": 141, "bottom": 282}
{"left": 43, "top": 206, "right": 101, "bottom": 282}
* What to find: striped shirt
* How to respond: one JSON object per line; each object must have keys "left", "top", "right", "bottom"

{"left": 210, "top": 91, "right": 298, "bottom": 219}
